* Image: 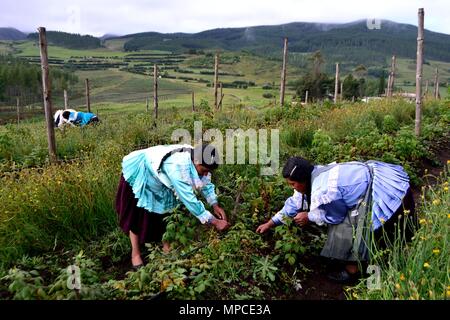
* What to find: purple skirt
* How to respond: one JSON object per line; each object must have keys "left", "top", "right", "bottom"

{"left": 115, "top": 175, "right": 169, "bottom": 244}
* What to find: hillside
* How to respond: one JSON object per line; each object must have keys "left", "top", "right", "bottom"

{"left": 4, "top": 19, "right": 450, "bottom": 71}
{"left": 27, "top": 31, "right": 102, "bottom": 49}
{"left": 0, "top": 27, "right": 27, "bottom": 40}
{"left": 112, "top": 20, "right": 450, "bottom": 68}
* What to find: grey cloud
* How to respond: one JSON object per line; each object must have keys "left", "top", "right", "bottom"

{"left": 0, "top": 0, "right": 448, "bottom": 36}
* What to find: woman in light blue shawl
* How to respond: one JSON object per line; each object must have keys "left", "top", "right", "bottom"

{"left": 257, "top": 157, "right": 416, "bottom": 283}
{"left": 116, "top": 144, "right": 229, "bottom": 269}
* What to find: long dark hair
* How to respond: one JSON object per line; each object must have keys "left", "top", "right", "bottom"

{"left": 282, "top": 157, "right": 314, "bottom": 183}
{"left": 282, "top": 157, "right": 314, "bottom": 208}
{"left": 191, "top": 143, "right": 219, "bottom": 170}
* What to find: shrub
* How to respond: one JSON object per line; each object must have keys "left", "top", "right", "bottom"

{"left": 382, "top": 114, "right": 398, "bottom": 133}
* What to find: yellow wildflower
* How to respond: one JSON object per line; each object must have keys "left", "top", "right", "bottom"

{"left": 400, "top": 274, "right": 405, "bottom": 281}
{"left": 380, "top": 218, "right": 386, "bottom": 225}
{"left": 448, "top": 214, "right": 450, "bottom": 219}
{"left": 419, "top": 219, "right": 427, "bottom": 225}
{"left": 432, "top": 199, "right": 440, "bottom": 205}
{"left": 423, "top": 262, "right": 430, "bottom": 268}
{"left": 444, "top": 186, "right": 448, "bottom": 192}
{"left": 395, "top": 283, "right": 401, "bottom": 290}
{"left": 432, "top": 249, "right": 440, "bottom": 255}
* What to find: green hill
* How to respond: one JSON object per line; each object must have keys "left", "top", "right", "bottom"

{"left": 27, "top": 31, "right": 102, "bottom": 49}
{"left": 0, "top": 27, "right": 27, "bottom": 40}
{"left": 113, "top": 20, "right": 450, "bottom": 69}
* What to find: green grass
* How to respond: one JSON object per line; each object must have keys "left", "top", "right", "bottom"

{"left": 396, "top": 58, "right": 450, "bottom": 98}
{"left": 10, "top": 40, "right": 169, "bottom": 59}
{"left": 3, "top": 40, "right": 450, "bottom": 106}
{"left": 54, "top": 68, "right": 295, "bottom": 111}
{"left": 103, "top": 38, "right": 129, "bottom": 51}
{"left": 349, "top": 167, "right": 449, "bottom": 300}
{"left": 181, "top": 51, "right": 301, "bottom": 85}
{"left": 0, "top": 98, "right": 448, "bottom": 299}
{"left": 0, "top": 41, "right": 15, "bottom": 55}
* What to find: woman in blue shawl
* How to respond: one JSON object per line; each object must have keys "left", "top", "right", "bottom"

{"left": 116, "top": 144, "right": 229, "bottom": 269}
{"left": 257, "top": 157, "right": 416, "bottom": 283}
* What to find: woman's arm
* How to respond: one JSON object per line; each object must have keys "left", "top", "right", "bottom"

{"left": 256, "top": 191, "right": 306, "bottom": 233}
{"left": 271, "top": 191, "right": 307, "bottom": 225}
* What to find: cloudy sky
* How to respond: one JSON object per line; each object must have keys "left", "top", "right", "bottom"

{"left": 1, "top": 0, "right": 449, "bottom": 36}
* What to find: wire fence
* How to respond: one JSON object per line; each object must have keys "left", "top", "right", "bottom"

{"left": 0, "top": 85, "right": 199, "bottom": 124}
{"left": 0, "top": 75, "right": 245, "bottom": 125}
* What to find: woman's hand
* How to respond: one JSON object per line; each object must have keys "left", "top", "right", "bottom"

{"left": 212, "top": 204, "right": 227, "bottom": 221}
{"left": 294, "top": 211, "right": 309, "bottom": 227}
{"left": 211, "top": 217, "right": 230, "bottom": 231}
{"left": 256, "top": 220, "right": 275, "bottom": 234}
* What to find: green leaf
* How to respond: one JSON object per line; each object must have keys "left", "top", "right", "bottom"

{"left": 195, "top": 283, "right": 206, "bottom": 293}
{"left": 287, "top": 255, "right": 296, "bottom": 265}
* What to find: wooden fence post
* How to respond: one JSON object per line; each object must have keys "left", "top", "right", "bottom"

{"left": 153, "top": 64, "right": 158, "bottom": 119}
{"left": 340, "top": 82, "right": 344, "bottom": 101}
{"left": 425, "top": 80, "right": 429, "bottom": 96}
{"left": 85, "top": 78, "right": 91, "bottom": 113}
{"left": 192, "top": 92, "right": 195, "bottom": 112}
{"left": 214, "top": 53, "right": 219, "bottom": 110}
{"left": 388, "top": 55, "right": 396, "bottom": 97}
{"left": 64, "top": 89, "right": 68, "bottom": 110}
{"left": 146, "top": 97, "right": 149, "bottom": 112}
{"left": 219, "top": 83, "right": 223, "bottom": 109}
{"left": 386, "top": 74, "right": 391, "bottom": 97}
{"left": 280, "top": 37, "right": 288, "bottom": 106}
{"left": 38, "top": 27, "right": 57, "bottom": 163}
{"left": 16, "top": 97, "right": 20, "bottom": 125}
{"left": 415, "top": 8, "right": 424, "bottom": 137}
{"left": 434, "top": 68, "right": 439, "bottom": 99}
{"left": 334, "top": 63, "right": 339, "bottom": 104}
{"left": 305, "top": 90, "right": 309, "bottom": 104}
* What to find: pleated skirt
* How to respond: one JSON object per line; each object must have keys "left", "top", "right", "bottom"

{"left": 115, "top": 175, "right": 169, "bottom": 244}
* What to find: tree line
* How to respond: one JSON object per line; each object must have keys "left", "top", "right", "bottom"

{"left": 291, "top": 51, "right": 388, "bottom": 102}
{"left": 27, "top": 31, "right": 102, "bottom": 50}
{"left": 0, "top": 56, "right": 78, "bottom": 103}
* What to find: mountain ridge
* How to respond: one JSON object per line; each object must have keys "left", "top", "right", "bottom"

{"left": 2, "top": 20, "right": 450, "bottom": 66}
{"left": 0, "top": 27, "right": 28, "bottom": 40}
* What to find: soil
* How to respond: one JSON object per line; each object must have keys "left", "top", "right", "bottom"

{"left": 293, "top": 255, "right": 348, "bottom": 300}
